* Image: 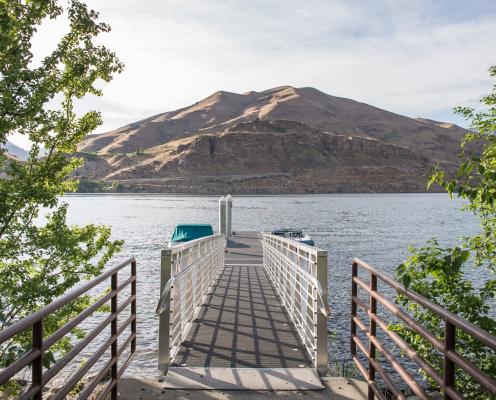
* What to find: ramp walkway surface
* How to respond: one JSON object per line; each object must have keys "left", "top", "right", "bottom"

{"left": 172, "top": 232, "right": 312, "bottom": 369}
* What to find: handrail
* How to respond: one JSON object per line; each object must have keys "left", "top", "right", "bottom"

{"left": 351, "top": 257, "right": 496, "bottom": 400}
{"left": 0, "top": 257, "right": 137, "bottom": 400}
{"left": 157, "top": 234, "right": 225, "bottom": 370}
{"left": 261, "top": 233, "right": 329, "bottom": 372}
{"left": 0, "top": 257, "right": 134, "bottom": 344}
{"left": 354, "top": 258, "right": 496, "bottom": 350}
{"left": 155, "top": 243, "right": 222, "bottom": 315}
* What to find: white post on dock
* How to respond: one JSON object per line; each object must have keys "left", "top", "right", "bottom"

{"left": 218, "top": 196, "right": 226, "bottom": 236}
{"left": 158, "top": 249, "right": 172, "bottom": 371}
{"left": 226, "top": 194, "right": 232, "bottom": 236}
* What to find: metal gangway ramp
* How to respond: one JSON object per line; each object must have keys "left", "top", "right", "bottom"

{"left": 156, "top": 231, "right": 329, "bottom": 390}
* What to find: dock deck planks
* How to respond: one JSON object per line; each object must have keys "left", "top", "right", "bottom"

{"left": 172, "top": 231, "right": 312, "bottom": 368}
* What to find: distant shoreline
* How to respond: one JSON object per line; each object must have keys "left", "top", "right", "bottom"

{"left": 65, "top": 191, "right": 445, "bottom": 196}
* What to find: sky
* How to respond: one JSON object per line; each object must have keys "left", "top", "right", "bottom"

{"left": 9, "top": 0, "right": 496, "bottom": 149}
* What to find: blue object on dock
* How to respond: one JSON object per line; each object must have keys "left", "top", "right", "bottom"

{"left": 170, "top": 224, "right": 214, "bottom": 243}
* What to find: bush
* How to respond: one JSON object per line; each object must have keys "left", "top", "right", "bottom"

{"left": 394, "top": 66, "right": 496, "bottom": 400}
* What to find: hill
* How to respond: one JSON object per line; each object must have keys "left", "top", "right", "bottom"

{"left": 75, "top": 86, "right": 467, "bottom": 193}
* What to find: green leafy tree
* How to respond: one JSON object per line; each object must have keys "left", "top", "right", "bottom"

{"left": 0, "top": 0, "right": 124, "bottom": 385}
{"left": 395, "top": 66, "right": 496, "bottom": 399}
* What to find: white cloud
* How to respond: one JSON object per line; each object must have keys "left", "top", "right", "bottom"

{"left": 9, "top": 0, "right": 496, "bottom": 149}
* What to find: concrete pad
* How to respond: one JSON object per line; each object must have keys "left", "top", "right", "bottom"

{"left": 325, "top": 377, "right": 368, "bottom": 399}
{"left": 162, "top": 367, "right": 324, "bottom": 390}
{"left": 118, "top": 376, "right": 368, "bottom": 399}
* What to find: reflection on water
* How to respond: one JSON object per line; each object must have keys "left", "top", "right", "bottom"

{"left": 62, "top": 193, "right": 478, "bottom": 374}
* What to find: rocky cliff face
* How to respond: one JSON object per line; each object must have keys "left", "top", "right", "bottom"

{"left": 75, "top": 86, "right": 466, "bottom": 193}
{"left": 75, "top": 119, "right": 436, "bottom": 193}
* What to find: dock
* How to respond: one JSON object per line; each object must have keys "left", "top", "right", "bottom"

{"left": 127, "top": 230, "right": 368, "bottom": 397}
{"left": 173, "top": 232, "right": 311, "bottom": 369}
{"left": 155, "top": 231, "right": 326, "bottom": 390}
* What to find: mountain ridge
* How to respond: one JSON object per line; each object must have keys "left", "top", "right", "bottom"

{"left": 75, "top": 86, "right": 466, "bottom": 193}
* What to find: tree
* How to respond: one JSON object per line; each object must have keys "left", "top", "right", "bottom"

{"left": 395, "top": 66, "right": 496, "bottom": 399}
{"left": 0, "top": 0, "right": 123, "bottom": 386}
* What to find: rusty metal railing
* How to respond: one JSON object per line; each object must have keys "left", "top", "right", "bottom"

{"left": 351, "top": 258, "right": 496, "bottom": 400}
{"left": 0, "top": 257, "right": 136, "bottom": 400}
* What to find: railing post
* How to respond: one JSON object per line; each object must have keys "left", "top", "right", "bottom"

{"left": 111, "top": 271, "right": 118, "bottom": 400}
{"left": 32, "top": 320, "right": 43, "bottom": 400}
{"left": 316, "top": 250, "right": 328, "bottom": 373}
{"left": 351, "top": 261, "right": 357, "bottom": 357}
{"left": 131, "top": 259, "right": 137, "bottom": 354}
{"left": 158, "top": 249, "right": 172, "bottom": 371}
{"left": 444, "top": 321, "right": 456, "bottom": 400}
{"left": 368, "top": 273, "right": 377, "bottom": 400}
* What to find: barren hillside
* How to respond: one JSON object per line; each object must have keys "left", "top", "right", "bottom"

{"left": 75, "top": 86, "right": 467, "bottom": 193}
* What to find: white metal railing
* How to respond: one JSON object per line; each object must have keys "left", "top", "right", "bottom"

{"left": 156, "top": 234, "right": 225, "bottom": 369}
{"left": 261, "top": 234, "right": 329, "bottom": 371}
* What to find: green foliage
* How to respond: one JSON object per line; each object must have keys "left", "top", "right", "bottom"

{"left": 429, "top": 66, "right": 496, "bottom": 274}
{"left": 395, "top": 66, "right": 496, "bottom": 399}
{"left": 111, "top": 181, "right": 125, "bottom": 192}
{"left": 0, "top": 0, "right": 123, "bottom": 386}
{"left": 395, "top": 242, "right": 495, "bottom": 398}
{"left": 77, "top": 177, "right": 105, "bottom": 192}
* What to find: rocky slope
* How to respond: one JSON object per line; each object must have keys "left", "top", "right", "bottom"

{"left": 75, "top": 86, "right": 467, "bottom": 193}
